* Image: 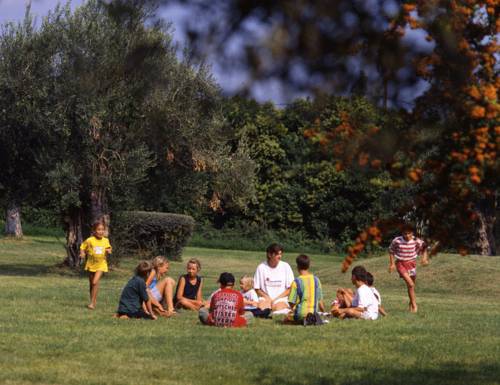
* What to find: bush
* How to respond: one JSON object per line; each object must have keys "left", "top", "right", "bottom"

{"left": 189, "top": 222, "right": 336, "bottom": 254}
{"left": 111, "top": 211, "right": 195, "bottom": 261}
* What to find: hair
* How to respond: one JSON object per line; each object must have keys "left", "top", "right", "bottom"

{"left": 366, "top": 272, "right": 374, "bottom": 287}
{"left": 135, "top": 260, "right": 152, "bottom": 278}
{"left": 187, "top": 258, "right": 201, "bottom": 271}
{"left": 296, "top": 254, "right": 310, "bottom": 270}
{"left": 401, "top": 223, "right": 415, "bottom": 234}
{"left": 351, "top": 265, "right": 368, "bottom": 283}
{"left": 151, "top": 256, "right": 168, "bottom": 278}
{"left": 266, "top": 243, "right": 284, "bottom": 257}
{"left": 240, "top": 275, "right": 254, "bottom": 290}
{"left": 91, "top": 221, "right": 105, "bottom": 232}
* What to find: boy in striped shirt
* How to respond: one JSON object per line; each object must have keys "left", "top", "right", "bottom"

{"left": 389, "top": 224, "right": 429, "bottom": 313}
{"left": 286, "top": 254, "right": 325, "bottom": 324}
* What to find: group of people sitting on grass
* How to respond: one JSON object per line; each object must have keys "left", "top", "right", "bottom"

{"left": 114, "top": 245, "right": 386, "bottom": 326}
{"left": 81, "top": 221, "right": 428, "bottom": 326}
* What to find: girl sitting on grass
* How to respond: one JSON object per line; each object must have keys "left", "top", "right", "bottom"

{"left": 79, "top": 222, "right": 112, "bottom": 310}
{"left": 240, "top": 275, "right": 271, "bottom": 318}
{"left": 146, "top": 256, "right": 176, "bottom": 317}
{"left": 174, "top": 258, "right": 205, "bottom": 311}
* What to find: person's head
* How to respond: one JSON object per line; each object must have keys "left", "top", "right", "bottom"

{"left": 218, "top": 272, "right": 235, "bottom": 288}
{"left": 152, "top": 256, "right": 169, "bottom": 276}
{"left": 239, "top": 275, "right": 254, "bottom": 292}
{"left": 351, "top": 265, "right": 367, "bottom": 285}
{"left": 186, "top": 258, "right": 201, "bottom": 278}
{"left": 296, "top": 254, "right": 310, "bottom": 271}
{"left": 135, "top": 260, "right": 152, "bottom": 279}
{"left": 92, "top": 222, "right": 106, "bottom": 239}
{"left": 366, "top": 272, "right": 374, "bottom": 287}
{"left": 401, "top": 224, "right": 415, "bottom": 241}
{"left": 266, "top": 243, "right": 284, "bottom": 268}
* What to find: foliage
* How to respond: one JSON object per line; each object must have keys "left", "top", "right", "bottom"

{"left": 112, "top": 211, "right": 195, "bottom": 261}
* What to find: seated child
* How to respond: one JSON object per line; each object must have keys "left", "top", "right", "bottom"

{"left": 331, "top": 287, "right": 354, "bottom": 312}
{"left": 331, "top": 265, "right": 379, "bottom": 320}
{"left": 366, "top": 271, "right": 387, "bottom": 316}
{"left": 240, "top": 275, "right": 271, "bottom": 318}
{"left": 174, "top": 258, "right": 205, "bottom": 311}
{"left": 115, "top": 261, "right": 157, "bottom": 320}
{"left": 146, "top": 256, "right": 176, "bottom": 317}
{"left": 285, "top": 254, "right": 325, "bottom": 324}
{"left": 199, "top": 272, "right": 251, "bottom": 327}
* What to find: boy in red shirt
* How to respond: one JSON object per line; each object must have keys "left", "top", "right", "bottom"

{"left": 199, "top": 272, "right": 251, "bottom": 327}
{"left": 389, "top": 224, "right": 429, "bottom": 312}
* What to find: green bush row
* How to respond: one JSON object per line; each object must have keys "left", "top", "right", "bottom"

{"left": 111, "top": 211, "right": 195, "bottom": 261}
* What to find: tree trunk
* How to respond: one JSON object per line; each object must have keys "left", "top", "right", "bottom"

{"left": 5, "top": 202, "right": 23, "bottom": 238}
{"left": 90, "top": 189, "right": 110, "bottom": 236}
{"left": 64, "top": 208, "right": 83, "bottom": 268}
{"left": 474, "top": 197, "right": 497, "bottom": 256}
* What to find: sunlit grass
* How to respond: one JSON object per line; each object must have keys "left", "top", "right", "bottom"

{"left": 1, "top": 234, "right": 499, "bottom": 385}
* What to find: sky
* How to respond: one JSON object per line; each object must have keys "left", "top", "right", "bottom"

{"left": 0, "top": 0, "right": 290, "bottom": 103}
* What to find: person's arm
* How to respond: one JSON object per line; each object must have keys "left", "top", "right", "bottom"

{"left": 105, "top": 239, "right": 112, "bottom": 255}
{"left": 319, "top": 300, "right": 325, "bottom": 312}
{"left": 255, "top": 289, "right": 271, "bottom": 300}
{"left": 419, "top": 240, "right": 429, "bottom": 265}
{"left": 145, "top": 298, "right": 157, "bottom": 320}
{"left": 176, "top": 276, "right": 186, "bottom": 301}
{"left": 145, "top": 271, "right": 155, "bottom": 287}
{"left": 79, "top": 240, "right": 87, "bottom": 258}
{"left": 388, "top": 253, "right": 396, "bottom": 273}
{"left": 274, "top": 287, "right": 291, "bottom": 301}
{"left": 388, "top": 239, "right": 397, "bottom": 272}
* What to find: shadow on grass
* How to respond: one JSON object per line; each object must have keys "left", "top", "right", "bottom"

{"left": 0, "top": 263, "right": 50, "bottom": 276}
{"left": 0, "top": 263, "right": 83, "bottom": 278}
{"left": 253, "top": 362, "right": 500, "bottom": 385}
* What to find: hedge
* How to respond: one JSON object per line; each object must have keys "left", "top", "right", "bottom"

{"left": 111, "top": 211, "right": 195, "bottom": 261}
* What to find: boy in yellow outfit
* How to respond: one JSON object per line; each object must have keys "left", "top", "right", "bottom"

{"left": 80, "top": 222, "right": 112, "bottom": 309}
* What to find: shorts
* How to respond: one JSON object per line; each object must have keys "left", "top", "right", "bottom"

{"left": 150, "top": 286, "right": 162, "bottom": 302}
{"left": 396, "top": 259, "right": 417, "bottom": 278}
{"left": 250, "top": 308, "right": 272, "bottom": 318}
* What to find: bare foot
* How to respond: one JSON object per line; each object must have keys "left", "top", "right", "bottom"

{"left": 87, "top": 304, "right": 95, "bottom": 310}
{"left": 410, "top": 305, "right": 418, "bottom": 313}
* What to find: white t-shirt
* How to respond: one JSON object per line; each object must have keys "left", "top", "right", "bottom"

{"left": 241, "top": 289, "right": 258, "bottom": 310}
{"left": 253, "top": 260, "right": 294, "bottom": 300}
{"left": 352, "top": 284, "right": 379, "bottom": 320}
{"left": 371, "top": 287, "right": 382, "bottom": 305}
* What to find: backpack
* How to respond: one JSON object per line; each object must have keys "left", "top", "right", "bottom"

{"left": 303, "top": 312, "right": 324, "bottom": 326}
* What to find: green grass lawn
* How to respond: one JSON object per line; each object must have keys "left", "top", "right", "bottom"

{"left": 1, "top": 234, "right": 499, "bottom": 385}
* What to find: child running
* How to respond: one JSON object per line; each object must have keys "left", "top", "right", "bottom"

{"left": 115, "top": 261, "right": 156, "bottom": 320}
{"left": 366, "top": 272, "right": 387, "bottom": 316}
{"left": 389, "top": 224, "right": 429, "bottom": 312}
{"left": 174, "top": 258, "right": 205, "bottom": 310}
{"left": 79, "top": 222, "right": 112, "bottom": 309}
{"left": 146, "top": 256, "right": 176, "bottom": 317}
{"left": 286, "top": 254, "right": 325, "bottom": 324}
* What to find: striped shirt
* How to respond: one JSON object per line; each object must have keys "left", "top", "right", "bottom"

{"left": 288, "top": 274, "right": 323, "bottom": 321}
{"left": 389, "top": 236, "right": 425, "bottom": 261}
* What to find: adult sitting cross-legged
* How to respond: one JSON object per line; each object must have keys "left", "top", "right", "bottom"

{"left": 253, "top": 243, "right": 295, "bottom": 315}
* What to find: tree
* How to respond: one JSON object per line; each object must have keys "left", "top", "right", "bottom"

{"left": 163, "top": 0, "right": 498, "bottom": 259}
{"left": 0, "top": 9, "right": 57, "bottom": 237}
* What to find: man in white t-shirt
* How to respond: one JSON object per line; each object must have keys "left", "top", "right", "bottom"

{"left": 253, "top": 243, "right": 294, "bottom": 314}
{"left": 332, "top": 266, "right": 379, "bottom": 320}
